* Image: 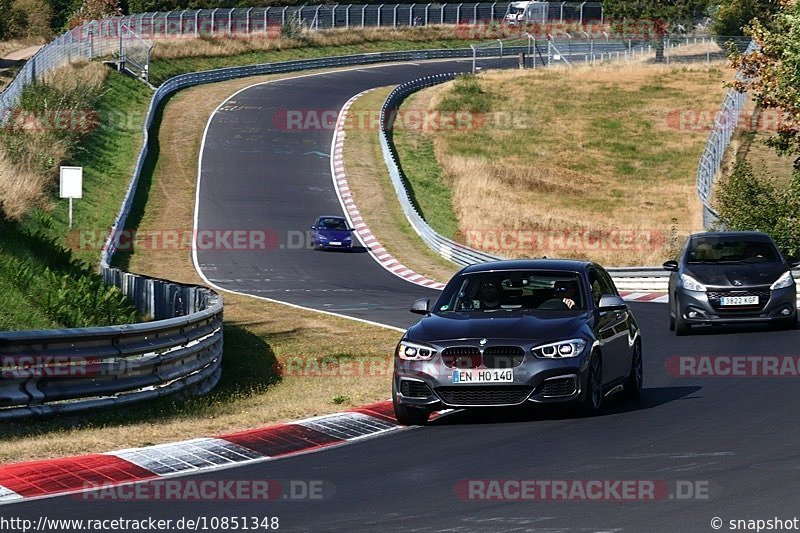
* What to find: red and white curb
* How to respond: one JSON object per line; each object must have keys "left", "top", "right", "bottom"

{"left": 620, "top": 291, "right": 669, "bottom": 303}
{"left": 0, "top": 401, "right": 443, "bottom": 504}
{"left": 330, "top": 90, "right": 446, "bottom": 290}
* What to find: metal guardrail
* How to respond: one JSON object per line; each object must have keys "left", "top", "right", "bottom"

{"left": 378, "top": 63, "right": 674, "bottom": 289}
{"left": 0, "top": 268, "right": 222, "bottom": 420}
{"left": 100, "top": 46, "right": 542, "bottom": 263}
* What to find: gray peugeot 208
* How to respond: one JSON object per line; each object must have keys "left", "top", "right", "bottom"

{"left": 392, "top": 259, "right": 643, "bottom": 425}
{"left": 664, "top": 231, "right": 798, "bottom": 335}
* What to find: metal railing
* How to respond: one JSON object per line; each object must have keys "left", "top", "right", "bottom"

{"left": 0, "top": 268, "right": 222, "bottom": 420}
{"left": 696, "top": 39, "right": 757, "bottom": 228}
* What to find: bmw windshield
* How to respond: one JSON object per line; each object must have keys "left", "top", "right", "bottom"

{"left": 435, "top": 270, "right": 587, "bottom": 313}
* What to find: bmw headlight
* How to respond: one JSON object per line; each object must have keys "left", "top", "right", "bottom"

{"left": 681, "top": 273, "right": 706, "bottom": 292}
{"left": 771, "top": 271, "right": 795, "bottom": 290}
{"left": 397, "top": 340, "right": 436, "bottom": 361}
{"left": 532, "top": 338, "right": 587, "bottom": 359}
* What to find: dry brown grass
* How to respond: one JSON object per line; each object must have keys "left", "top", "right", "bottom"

{"left": 411, "top": 62, "right": 733, "bottom": 266}
{"left": 0, "top": 69, "right": 405, "bottom": 464}
{"left": 342, "top": 87, "right": 458, "bottom": 283}
{"left": 0, "top": 39, "right": 45, "bottom": 59}
{"left": 0, "top": 148, "right": 51, "bottom": 219}
{"left": 0, "top": 61, "right": 107, "bottom": 220}
{"left": 152, "top": 26, "right": 470, "bottom": 59}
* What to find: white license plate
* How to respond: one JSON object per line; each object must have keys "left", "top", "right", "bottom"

{"left": 328, "top": 241, "right": 341, "bottom": 246}
{"left": 452, "top": 369, "right": 513, "bottom": 384}
{"left": 720, "top": 296, "right": 759, "bottom": 306}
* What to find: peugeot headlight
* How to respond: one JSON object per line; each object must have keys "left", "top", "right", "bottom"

{"left": 397, "top": 340, "right": 436, "bottom": 361}
{"left": 771, "top": 271, "right": 795, "bottom": 290}
{"left": 681, "top": 273, "right": 706, "bottom": 292}
{"left": 531, "top": 338, "right": 587, "bottom": 359}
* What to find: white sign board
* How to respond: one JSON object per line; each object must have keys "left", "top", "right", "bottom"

{"left": 59, "top": 166, "right": 83, "bottom": 199}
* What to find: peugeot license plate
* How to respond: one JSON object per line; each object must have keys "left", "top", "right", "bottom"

{"left": 720, "top": 296, "right": 759, "bottom": 306}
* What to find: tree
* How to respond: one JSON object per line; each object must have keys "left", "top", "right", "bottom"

{"left": 711, "top": 0, "right": 780, "bottom": 36}
{"left": 67, "top": 0, "right": 121, "bottom": 27}
{"left": 731, "top": 0, "right": 800, "bottom": 168}
{"left": 602, "top": 0, "right": 712, "bottom": 60}
{"left": 716, "top": 161, "right": 800, "bottom": 258}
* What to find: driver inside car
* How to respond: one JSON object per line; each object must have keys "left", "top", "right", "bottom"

{"left": 475, "top": 278, "right": 502, "bottom": 309}
{"left": 552, "top": 280, "right": 578, "bottom": 309}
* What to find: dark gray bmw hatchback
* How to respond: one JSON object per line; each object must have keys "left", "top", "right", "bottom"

{"left": 392, "top": 259, "right": 643, "bottom": 425}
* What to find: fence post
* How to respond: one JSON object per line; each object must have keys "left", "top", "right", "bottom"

{"left": 211, "top": 8, "right": 218, "bottom": 36}
{"left": 410, "top": 3, "right": 415, "bottom": 25}
{"left": 441, "top": 3, "right": 446, "bottom": 24}
{"left": 87, "top": 25, "right": 93, "bottom": 60}
{"left": 425, "top": 3, "right": 431, "bottom": 25}
{"left": 246, "top": 7, "right": 252, "bottom": 34}
{"left": 393, "top": 4, "right": 398, "bottom": 27}
{"left": 362, "top": 4, "right": 367, "bottom": 27}
{"left": 377, "top": 4, "right": 382, "bottom": 26}
{"left": 194, "top": 11, "right": 199, "bottom": 36}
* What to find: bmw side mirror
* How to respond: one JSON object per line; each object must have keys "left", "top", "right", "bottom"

{"left": 410, "top": 298, "right": 430, "bottom": 315}
{"left": 598, "top": 294, "right": 626, "bottom": 310}
{"left": 789, "top": 259, "right": 800, "bottom": 269}
{"left": 662, "top": 260, "right": 679, "bottom": 272}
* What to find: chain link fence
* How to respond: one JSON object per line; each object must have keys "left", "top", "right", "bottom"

{"left": 696, "top": 39, "right": 757, "bottom": 229}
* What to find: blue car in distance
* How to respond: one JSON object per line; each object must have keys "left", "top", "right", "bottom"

{"left": 311, "top": 216, "right": 355, "bottom": 251}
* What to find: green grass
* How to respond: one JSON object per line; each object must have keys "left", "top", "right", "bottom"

{"left": 20, "top": 72, "right": 153, "bottom": 267}
{"left": 0, "top": 219, "right": 139, "bottom": 330}
{"left": 386, "top": 74, "right": 496, "bottom": 240}
{"left": 0, "top": 68, "right": 149, "bottom": 330}
{"left": 391, "top": 91, "right": 460, "bottom": 240}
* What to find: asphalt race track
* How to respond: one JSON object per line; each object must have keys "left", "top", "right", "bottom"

{"left": 8, "top": 60, "right": 800, "bottom": 531}
{"left": 194, "top": 58, "right": 517, "bottom": 328}
{"left": 9, "top": 309, "right": 800, "bottom": 531}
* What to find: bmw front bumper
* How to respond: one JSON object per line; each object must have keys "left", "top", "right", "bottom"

{"left": 393, "top": 352, "right": 591, "bottom": 409}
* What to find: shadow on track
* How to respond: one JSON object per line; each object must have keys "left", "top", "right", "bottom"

{"left": 429, "top": 386, "right": 701, "bottom": 426}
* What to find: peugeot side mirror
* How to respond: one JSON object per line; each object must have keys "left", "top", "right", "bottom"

{"left": 662, "top": 260, "right": 679, "bottom": 272}
{"left": 410, "top": 298, "right": 430, "bottom": 315}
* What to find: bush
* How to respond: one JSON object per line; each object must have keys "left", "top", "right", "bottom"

{"left": 0, "top": 224, "right": 140, "bottom": 328}
{"left": 0, "top": 62, "right": 107, "bottom": 220}
{"left": 716, "top": 160, "right": 800, "bottom": 258}
{"left": 6, "top": 0, "right": 54, "bottom": 39}
{"left": 438, "top": 74, "right": 492, "bottom": 114}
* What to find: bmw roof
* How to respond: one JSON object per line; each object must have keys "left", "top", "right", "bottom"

{"left": 460, "top": 259, "right": 593, "bottom": 274}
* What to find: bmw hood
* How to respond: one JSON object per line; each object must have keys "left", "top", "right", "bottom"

{"left": 405, "top": 312, "right": 590, "bottom": 343}
{"left": 685, "top": 262, "right": 786, "bottom": 287}
{"left": 316, "top": 229, "right": 352, "bottom": 241}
